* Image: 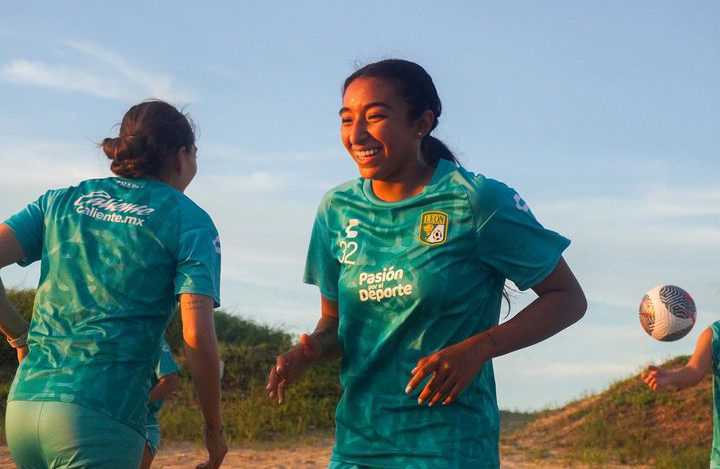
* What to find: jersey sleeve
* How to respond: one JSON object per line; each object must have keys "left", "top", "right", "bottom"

{"left": 174, "top": 207, "right": 222, "bottom": 307}
{"left": 711, "top": 322, "right": 720, "bottom": 369}
{"left": 155, "top": 338, "right": 179, "bottom": 379}
{"left": 473, "top": 179, "right": 570, "bottom": 291}
{"left": 303, "top": 198, "right": 340, "bottom": 301}
{"left": 3, "top": 190, "right": 58, "bottom": 267}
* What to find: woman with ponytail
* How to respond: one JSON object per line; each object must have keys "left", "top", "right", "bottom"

{"left": 267, "top": 59, "right": 587, "bottom": 468}
{"left": 1, "top": 100, "right": 226, "bottom": 468}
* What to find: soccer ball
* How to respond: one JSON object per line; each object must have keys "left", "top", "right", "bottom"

{"left": 639, "top": 285, "right": 697, "bottom": 341}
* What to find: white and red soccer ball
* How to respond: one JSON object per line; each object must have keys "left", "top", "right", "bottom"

{"left": 639, "top": 285, "right": 697, "bottom": 342}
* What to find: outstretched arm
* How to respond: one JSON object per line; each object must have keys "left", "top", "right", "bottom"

{"left": 408, "top": 257, "right": 587, "bottom": 406}
{"left": 0, "top": 224, "right": 30, "bottom": 361}
{"left": 642, "top": 327, "right": 713, "bottom": 391}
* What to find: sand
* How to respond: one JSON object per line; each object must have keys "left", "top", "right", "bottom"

{"left": 0, "top": 442, "right": 644, "bottom": 468}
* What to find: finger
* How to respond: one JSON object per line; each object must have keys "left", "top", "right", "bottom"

{"left": 429, "top": 373, "right": 458, "bottom": 406}
{"left": 442, "top": 380, "right": 468, "bottom": 406}
{"left": 267, "top": 366, "right": 279, "bottom": 400}
{"left": 406, "top": 360, "right": 438, "bottom": 394}
{"left": 278, "top": 378, "right": 287, "bottom": 404}
{"left": 417, "top": 372, "right": 439, "bottom": 405}
{"left": 418, "top": 364, "right": 450, "bottom": 405}
{"left": 647, "top": 377, "right": 657, "bottom": 390}
{"left": 275, "top": 355, "right": 289, "bottom": 380}
{"left": 411, "top": 357, "right": 429, "bottom": 375}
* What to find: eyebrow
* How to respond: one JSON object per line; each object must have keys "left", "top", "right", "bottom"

{"left": 338, "top": 101, "right": 393, "bottom": 115}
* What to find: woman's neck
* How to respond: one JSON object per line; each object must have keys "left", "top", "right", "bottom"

{"left": 371, "top": 162, "right": 435, "bottom": 202}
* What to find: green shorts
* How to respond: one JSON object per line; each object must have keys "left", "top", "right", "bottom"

{"left": 5, "top": 400, "right": 145, "bottom": 469}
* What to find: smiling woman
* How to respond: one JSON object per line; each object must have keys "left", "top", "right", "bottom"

{"left": 267, "top": 59, "right": 587, "bottom": 469}
{"left": 338, "top": 60, "right": 457, "bottom": 202}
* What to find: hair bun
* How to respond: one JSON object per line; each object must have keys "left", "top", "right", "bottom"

{"left": 99, "top": 100, "right": 195, "bottom": 179}
{"left": 101, "top": 137, "right": 121, "bottom": 161}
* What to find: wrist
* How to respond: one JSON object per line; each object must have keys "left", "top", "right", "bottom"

{"left": 6, "top": 330, "right": 29, "bottom": 349}
{"left": 470, "top": 330, "right": 497, "bottom": 362}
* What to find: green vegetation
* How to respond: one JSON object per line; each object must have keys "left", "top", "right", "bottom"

{"left": 7, "top": 287, "right": 713, "bottom": 468}
{"left": 0, "top": 289, "right": 339, "bottom": 444}
{"left": 509, "top": 356, "right": 713, "bottom": 468}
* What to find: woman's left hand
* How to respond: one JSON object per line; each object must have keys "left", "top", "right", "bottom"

{"left": 405, "top": 335, "right": 490, "bottom": 407}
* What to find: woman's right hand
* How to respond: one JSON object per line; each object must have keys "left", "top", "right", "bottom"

{"left": 266, "top": 334, "right": 321, "bottom": 404}
{"left": 641, "top": 365, "right": 671, "bottom": 391}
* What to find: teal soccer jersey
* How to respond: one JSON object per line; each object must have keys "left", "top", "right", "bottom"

{"left": 304, "top": 159, "right": 570, "bottom": 468}
{"left": 4, "top": 177, "right": 220, "bottom": 435}
{"left": 711, "top": 322, "right": 720, "bottom": 467}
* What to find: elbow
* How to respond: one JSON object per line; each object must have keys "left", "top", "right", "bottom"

{"left": 567, "top": 288, "right": 588, "bottom": 324}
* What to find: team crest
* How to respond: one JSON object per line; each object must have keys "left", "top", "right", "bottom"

{"left": 419, "top": 211, "right": 448, "bottom": 246}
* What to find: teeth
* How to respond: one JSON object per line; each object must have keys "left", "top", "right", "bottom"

{"left": 356, "top": 148, "right": 380, "bottom": 157}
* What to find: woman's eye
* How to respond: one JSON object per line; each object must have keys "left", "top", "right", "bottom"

{"left": 341, "top": 117, "right": 353, "bottom": 125}
{"left": 367, "top": 114, "right": 385, "bottom": 121}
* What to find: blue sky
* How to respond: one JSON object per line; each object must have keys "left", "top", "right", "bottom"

{"left": 1, "top": 1, "right": 718, "bottom": 410}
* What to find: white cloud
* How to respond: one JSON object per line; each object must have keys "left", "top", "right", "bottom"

{"left": 0, "top": 140, "right": 106, "bottom": 196}
{"left": 1, "top": 41, "right": 191, "bottom": 103}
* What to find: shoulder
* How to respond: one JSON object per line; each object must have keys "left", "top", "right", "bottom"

{"left": 445, "top": 165, "right": 521, "bottom": 220}
{"left": 175, "top": 193, "right": 217, "bottom": 232}
{"left": 316, "top": 178, "right": 364, "bottom": 214}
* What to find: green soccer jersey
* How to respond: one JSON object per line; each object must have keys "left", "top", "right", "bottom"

{"left": 4, "top": 177, "right": 220, "bottom": 435}
{"left": 147, "top": 338, "right": 179, "bottom": 427}
{"left": 304, "top": 159, "right": 570, "bottom": 468}
{"left": 711, "top": 322, "right": 720, "bottom": 467}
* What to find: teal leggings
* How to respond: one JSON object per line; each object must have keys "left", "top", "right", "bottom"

{"left": 5, "top": 400, "right": 145, "bottom": 469}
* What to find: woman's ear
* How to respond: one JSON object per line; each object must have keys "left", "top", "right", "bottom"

{"left": 417, "top": 110, "right": 435, "bottom": 138}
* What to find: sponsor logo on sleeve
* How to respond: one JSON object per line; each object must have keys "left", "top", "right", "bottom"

{"left": 213, "top": 236, "right": 221, "bottom": 255}
{"left": 418, "top": 211, "right": 448, "bottom": 246}
{"left": 513, "top": 193, "right": 530, "bottom": 212}
{"left": 73, "top": 191, "right": 155, "bottom": 226}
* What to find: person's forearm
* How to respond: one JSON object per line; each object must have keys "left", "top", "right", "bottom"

{"left": 472, "top": 289, "right": 586, "bottom": 360}
{"left": 0, "top": 277, "right": 29, "bottom": 340}
{"left": 663, "top": 367, "right": 705, "bottom": 390}
{"left": 309, "top": 315, "right": 341, "bottom": 360}
{"left": 185, "top": 333, "right": 222, "bottom": 429}
{"left": 181, "top": 294, "right": 223, "bottom": 431}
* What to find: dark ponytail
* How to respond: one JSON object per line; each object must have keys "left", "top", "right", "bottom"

{"left": 101, "top": 100, "right": 195, "bottom": 179}
{"left": 343, "top": 59, "right": 459, "bottom": 166}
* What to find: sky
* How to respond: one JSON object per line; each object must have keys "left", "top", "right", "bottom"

{"left": 0, "top": 1, "right": 718, "bottom": 410}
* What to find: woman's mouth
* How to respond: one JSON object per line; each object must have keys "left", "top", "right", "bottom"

{"left": 354, "top": 147, "right": 381, "bottom": 163}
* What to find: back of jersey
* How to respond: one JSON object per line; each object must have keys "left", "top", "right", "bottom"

{"left": 5, "top": 176, "right": 217, "bottom": 433}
